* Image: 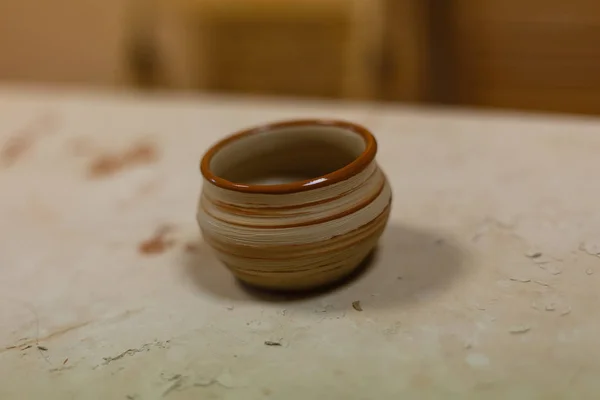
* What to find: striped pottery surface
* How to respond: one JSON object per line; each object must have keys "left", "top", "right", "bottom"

{"left": 197, "top": 119, "right": 391, "bottom": 291}
{"left": 197, "top": 160, "right": 392, "bottom": 291}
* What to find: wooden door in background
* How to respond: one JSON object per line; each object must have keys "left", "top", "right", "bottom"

{"left": 442, "top": 0, "right": 600, "bottom": 115}
{"left": 379, "top": 0, "right": 430, "bottom": 102}
{"left": 157, "top": 0, "right": 385, "bottom": 100}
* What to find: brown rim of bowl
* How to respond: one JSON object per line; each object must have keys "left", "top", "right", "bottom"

{"left": 200, "top": 119, "right": 377, "bottom": 194}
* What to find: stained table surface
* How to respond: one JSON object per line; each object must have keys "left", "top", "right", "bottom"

{"left": 1, "top": 86, "right": 599, "bottom": 399}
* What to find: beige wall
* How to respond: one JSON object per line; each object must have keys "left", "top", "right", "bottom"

{"left": 0, "top": 0, "right": 131, "bottom": 86}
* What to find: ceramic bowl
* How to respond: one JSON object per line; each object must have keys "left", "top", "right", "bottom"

{"left": 197, "top": 119, "right": 392, "bottom": 291}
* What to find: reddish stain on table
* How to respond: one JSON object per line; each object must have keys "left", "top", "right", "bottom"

{"left": 88, "top": 142, "right": 159, "bottom": 178}
{"left": 0, "top": 112, "right": 61, "bottom": 167}
{"left": 138, "top": 225, "right": 175, "bottom": 255}
{"left": 1, "top": 134, "right": 32, "bottom": 167}
{"left": 184, "top": 242, "right": 199, "bottom": 253}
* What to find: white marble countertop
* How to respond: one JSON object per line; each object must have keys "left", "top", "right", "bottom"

{"left": 1, "top": 86, "right": 599, "bottom": 399}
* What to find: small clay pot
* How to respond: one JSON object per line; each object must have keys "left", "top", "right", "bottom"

{"left": 197, "top": 119, "right": 392, "bottom": 291}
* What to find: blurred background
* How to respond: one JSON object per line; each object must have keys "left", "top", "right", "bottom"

{"left": 1, "top": 0, "right": 600, "bottom": 115}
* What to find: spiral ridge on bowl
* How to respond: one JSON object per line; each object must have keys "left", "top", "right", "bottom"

{"left": 198, "top": 162, "right": 391, "bottom": 290}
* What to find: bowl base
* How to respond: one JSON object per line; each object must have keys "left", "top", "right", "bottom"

{"left": 227, "top": 250, "right": 376, "bottom": 293}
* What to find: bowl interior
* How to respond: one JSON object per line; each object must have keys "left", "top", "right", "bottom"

{"left": 208, "top": 124, "right": 367, "bottom": 186}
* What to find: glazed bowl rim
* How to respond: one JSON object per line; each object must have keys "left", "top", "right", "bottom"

{"left": 200, "top": 119, "right": 377, "bottom": 194}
